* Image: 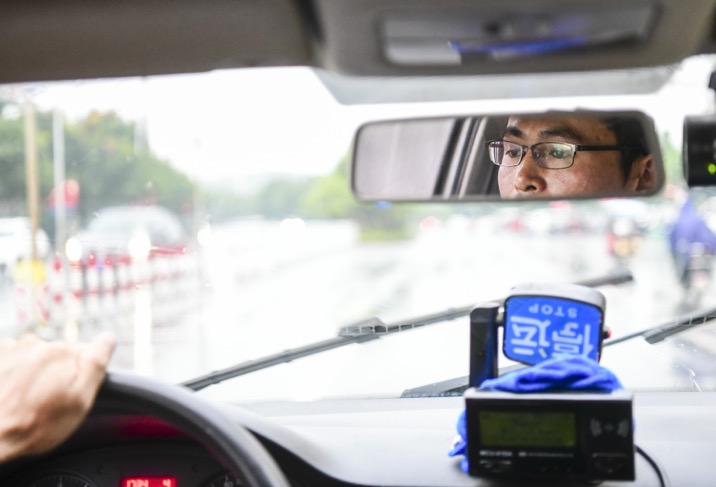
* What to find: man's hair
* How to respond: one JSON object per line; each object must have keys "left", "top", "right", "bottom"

{"left": 601, "top": 116, "right": 650, "bottom": 182}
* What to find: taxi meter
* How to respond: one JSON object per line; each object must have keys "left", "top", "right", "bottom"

{"left": 465, "top": 283, "right": 635, "bottom": 482}
{"left": 465, "top": 389, "right": 635, "bottom": 481}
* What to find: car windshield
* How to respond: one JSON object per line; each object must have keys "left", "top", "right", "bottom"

{"left": 2, "top": 55, "right": 716, "bottom": 402}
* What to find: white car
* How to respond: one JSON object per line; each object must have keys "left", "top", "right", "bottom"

{"left": 0, "top": 218, "right": 50, "bottom": 278}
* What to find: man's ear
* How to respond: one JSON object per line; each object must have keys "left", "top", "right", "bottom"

{"left": 627, "top": 154, "right": 657, "bottom": 192}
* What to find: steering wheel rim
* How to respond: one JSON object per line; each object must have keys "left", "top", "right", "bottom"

{"left": 94, "top": 370, "right": 290, "bottom": 487}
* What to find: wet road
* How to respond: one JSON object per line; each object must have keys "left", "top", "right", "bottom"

{"left": 0, "top": 220, "right": 712, "bottom": 387}
{"left": 143, "top": 224, "right": 714, "bottom": 383}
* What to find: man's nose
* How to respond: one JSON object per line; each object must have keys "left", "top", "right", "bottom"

{"left": 513, "top": 151, "right": 547, "bottom": 194}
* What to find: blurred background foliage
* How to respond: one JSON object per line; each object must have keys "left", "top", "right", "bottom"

{"left": 0, "top": 102, "right": 420, "bottom": 241}
{"left": 0, "top": 100, "right": 683, "bottom": 243}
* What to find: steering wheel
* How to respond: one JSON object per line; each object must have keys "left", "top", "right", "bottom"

{"left": 94, "top": 370, "right": 290, "bottom": 487}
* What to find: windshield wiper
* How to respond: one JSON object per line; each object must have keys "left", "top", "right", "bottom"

{"left": 402, "top": 293, "right": 716, "bottom": 397}
{"left": 607, "top": 305, "right": 716, "bottom": 345}
{"left": 182, "top": 269, "right": 633, "bottom": 391}
{"left": 338, "top": 269, "right": 633, "bottom": 337}
{"left": 182, "top": 318, "right": 381, "bottom": 391}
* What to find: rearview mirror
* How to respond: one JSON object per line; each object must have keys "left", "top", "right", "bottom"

{"left": 351, "top": 110, "right": 663, "bottom": 201}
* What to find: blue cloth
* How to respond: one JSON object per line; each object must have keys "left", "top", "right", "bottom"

{"left": 448, "top": 356, "right": 623, "bottom": 473}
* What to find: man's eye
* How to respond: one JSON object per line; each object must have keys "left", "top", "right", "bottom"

{"left": 505, "top": 149, "right": 522, "bottom": 158}
{"left": 549, "top": 149, "right": 571, "bottom": 159}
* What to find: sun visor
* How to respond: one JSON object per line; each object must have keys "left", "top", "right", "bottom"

{"left": 382, "top": 3, "right": 656, "bottom": 66}
{"left": 313, "top": 0, "right": 714, "bottom": 78}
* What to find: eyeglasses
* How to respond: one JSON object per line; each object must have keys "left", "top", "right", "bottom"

{"left": 486, "top": 140, "right": 630, "bottom": 169}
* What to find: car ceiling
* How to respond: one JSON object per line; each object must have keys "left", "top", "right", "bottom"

{"left": 1, "top": 0, "right": 716, "bottom": 96}
{"left": 0, "top": 0, "right": 313, "bottom": 83}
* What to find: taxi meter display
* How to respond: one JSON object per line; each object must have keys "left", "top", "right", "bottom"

{"left": 503, "top": 284, "right": 605, "bottom": 365}
{"left": 465, "top": 390, "right": 635, "bottom": 481}
{"left": 479, "top": 410, "right": 576, "bottom": 448}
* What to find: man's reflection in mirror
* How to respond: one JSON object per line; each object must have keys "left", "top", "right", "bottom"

{"left": 488, "top": 115, "right": 656, "bottom": 198}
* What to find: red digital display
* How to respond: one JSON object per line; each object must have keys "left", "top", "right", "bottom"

{"left": 121, "top": 478, "right": 177, "bottom": 487}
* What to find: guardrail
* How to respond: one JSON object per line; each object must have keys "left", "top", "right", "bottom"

{"left": 13, "top": 251, "right": 204, "bottom": 335}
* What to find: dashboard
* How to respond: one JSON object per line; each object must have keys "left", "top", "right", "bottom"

{"left": 4, "top": 443, "right": 237, "bottom": 487}
{"left": 0, "top": 410, "right": 340, "bottom": 487}
{"left": 0, "top": 416, "right": 244, "bottom": 487}
{"left": 1, "top": 392, "right": 715, "bottom": 486}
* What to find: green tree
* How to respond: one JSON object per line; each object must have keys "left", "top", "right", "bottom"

{"left": 0, "top": 106, "right": 196, "bottom": 232}
{"left": 660, "top": 132, "right": 683, "bottom": 185}
{"left": 299, "top": 157, "right": 415, "bottom": 240}
{"left": 300, "top": 158, "right": 357, "bottom": 219}
{"left": 203, "top": 154, "right": 417, "bottom": 241}
{"left": 0, "top": 116, "right": 30, "bottom": 212}
{"left": 0, "top": 108, "right": 55, "bottom": 219}
{"left": 253, "top": 177, "right": 313, "bottom": 219}
{"left": 200, "top": 186, "right": 256, "bottom": 221}
{"left": 64, "top": 111, "right": 194, "bottom": 220}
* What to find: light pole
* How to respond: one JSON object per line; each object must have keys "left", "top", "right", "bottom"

{"left": 23, "top": 99, "right": 39, "bottom": 263}
{"left": 53, "top": 109, "right": 67, "bottom": 255}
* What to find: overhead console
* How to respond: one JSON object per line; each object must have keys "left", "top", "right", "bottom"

{"left": 312, "top": 0, "right": 716, "bottom": 76}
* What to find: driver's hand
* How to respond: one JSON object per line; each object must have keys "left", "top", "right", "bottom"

{"left": 0, "top": 333, "right": 115, "bottom": 462}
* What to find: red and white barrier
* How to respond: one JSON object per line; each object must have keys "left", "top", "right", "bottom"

{"left": 14, "top": 251, "right": 204, "bottom": 334}
{"left": 15, "top": 282, "right": 49, "bottom": 327}
{"left": 85, "top": 253, "right": 101, "bottom": 321}
{"left": 47, "top": 255, "right": 66, "bottom": 326}
{"left": 101, "top": 254, "right": 117, "bottom": 316}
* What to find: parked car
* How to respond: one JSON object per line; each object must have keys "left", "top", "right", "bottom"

{"left": 0, "top": 217, "right": 50, "bottom": 278}
{"left": 64, "top": 205, "right": 186, "bottom": 262}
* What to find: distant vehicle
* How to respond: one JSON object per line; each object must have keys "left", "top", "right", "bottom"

{"left": 65, "top": 205, "right": 186, "bottom": 262}
{"left": 606, "top": 215, "right": 644, "bottom": 264}
{"left": 670, "top": 196, "right": 716, "bottom": 300}
{"left": 0, "top": 217, "right": 50, "bottom": 277}
{"left": 678, "top": 241, "right": 713, "bottom": 298}
{"left": 698, "top": 195, "right": 716, "bottom": 234}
